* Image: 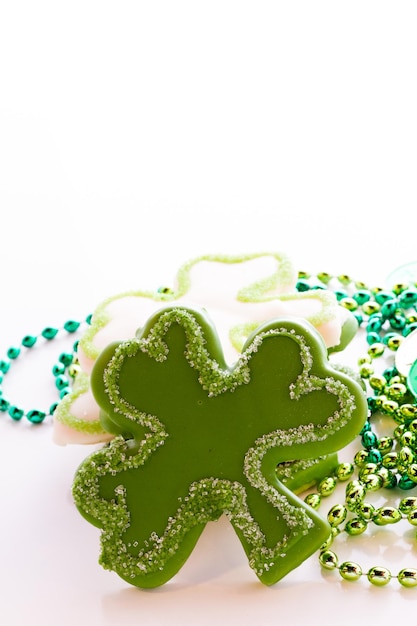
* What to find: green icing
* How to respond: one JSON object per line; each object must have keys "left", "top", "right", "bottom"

{"left": 73, "top": 306, "right": 367, "bottom": 587}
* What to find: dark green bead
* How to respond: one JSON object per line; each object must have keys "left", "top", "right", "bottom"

{"left": 8, "top": 406, "right": 24, "bottom": 420}
{"left": 354, "top": 312, "right": 364, "bottom": 326}
{"left": 21, "top": 334, "right": 37, "bottom": 348}
{"left": 86, "top": 313, "right": 93, "bottom": 324}
{"left": 361, "top": 430, "right": 378, "bottom": 449}
{"left": 58, "top": 352, "right": 74, "bottom": 366}
{"left": 390, "top": 314, "right": 407, "bottom": 330}
{"left": 353, "top": 289, "right": 371, "bottom": 305}
{"left": 26, "top": 410, "right": 46, "bottom": 424}
{"left": 334, "top": 289, "right": 348, "bottom": 301}
{"left": 366, "top": 332, "right": 381, "bottom": 345}
{"left": 64, "top": 320, "right": 81, "bottom": 333}
{"left": 59, "top": 388, "right": 70, "bottom": 399}
{"left": 367, "top": 448, "right": 382, "bottom": 464}
{"left": 382, "top": 366, "right": 399, "bottom": 381}
{"left": 375, "top": 291, "right": 395, "bottom": 305}
{"left": 366, "top": 314, "right": 383, "bottom": 332}
{"left": 0, "top": 360, "right": 10, "bottom": 373}
{"left": 52, "top": 363, "right": 66, "bottom": 377}
{"left": 7, "top": 347, "right": 20, "bottom": 359}
{"left": 296, "top": 280, "right": 310, "bottom": 292}
{"left": 399, "top": 289, "right": 417, "bottom": 306}
{"left": 380, "top": 300, "right": 398, "bottom": 319}
{"left": 399, "top": 475, "right": 416, "bottom": 490}
{"left": 49, "top": 402, "right": 59, "bottom": 415}
{"left": 0, "top": 397, "right": 10, "bottom": 411}
{"left": 55, "top": 375, "right": 69, "bottom": 391}
{"left": 41, "top": 327, "right": 59, "bottom": 340}
{"left": 404, "top": 322, "right": 417, "bottom": 336}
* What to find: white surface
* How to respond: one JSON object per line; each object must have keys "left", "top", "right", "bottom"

{"left": 1, "top": 1, "right": 417, "bottom": 624}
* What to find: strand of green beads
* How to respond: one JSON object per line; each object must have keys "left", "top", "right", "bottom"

{"left": 305, "top": 463, "right": 417, "bottom": 587}
{"left": 0, "top": 315, "right": 91, "bottom": 424}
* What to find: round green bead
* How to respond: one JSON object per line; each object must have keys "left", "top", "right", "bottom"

{"left": 64, "top": 320, "right": 81, "bottom": 333}
{"left": 52, "top": 363, "right": 66, "bottom": 377}
{"left": 58, "top": 352, "right": 74, "bottom": 366}
{"left": 363, "top": 302, "right": 380, "bottom": 316}
{"left": 336, "top": 462, "right": 354, "bottom": 481}
{"left": 339, "top": 561, "right": 362, "bottom": 581}
{"left": 55, "top": 375, "right": 69, "bottom": 391}
{"left": 345, "top": 517, "right": 367, "bottom": 536}
{"left": 340, "top": 297, "right": 358, "bottom": 311}
{"left": 378, "top": 436, "right": 393, "bottom": 454}
{"left": 7, "top": 347, "right": 20, "bottom": 359}
{"left": 21, "top": 335, "right": 37, "bottom": 348}
{"left": 0, "top": 360, "right": 11, "bottom": 373}
{"left": 359, "top": 363, "right": 374, "bottom": 378}
{"left": 0, "top": 397, "right": 10, "bottom": 411}
{"left": 361, "top": 474, "right": 383, "bottom": 491}
{"left": 373, "top": 506, "right": 402, "bottom": 526}
{"left": 367, "top": 566, "right": 391, "bottom": 586}
{"left": 304, "top": 493, "right": 321, "bottom": 509}
{"left": 398, "top": 568, "right": 417, "bottom": 588}
{"left": 327, "top": 504, "right": 347, "bottom": 527}
{"left": 8, "top": 406, "right": 24, "bottom": 420}
{"left": 368, "top": 342, "right": 385, "bottom": 358}
{"left": 400, "top": 497, "right": 417, "bottom": 514}
{"left": 26, "top": 409, "right": 46, "bottom": 424}
{"left": 41, "top": 327, "right": 59, "bottom": 340}
{"left": 319, "top": 550, "right": 338, "bottom": 570}
{"left": 318, "top": 476, "right": 337, "bottom": 496}
{"left": 357, "top": 501, "right": 375, "bottom": 521}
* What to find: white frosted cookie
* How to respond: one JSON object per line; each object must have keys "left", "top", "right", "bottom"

{"left": 53, "top": 252, "right": 349, "bottom": 445}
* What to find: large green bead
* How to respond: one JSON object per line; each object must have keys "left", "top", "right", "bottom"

{"left": 327, "top": 504, "right": 347, "bottom": 527}
{"left": 339, "top": 561, "right": 362, "bottom": 581}
{"left": 8, "top": 406, "right": 24, "bottom": 420}
{"left": 398, "top": 568, "right": 417, "bottom": 588}
{"left": 367, "top": 566, "right": 392, "bottom": 586}
{"left": 399, "top": 496, "right": 417, "bottom": 514}
{"left": 335, "top": 462, "right": 354, "bottom": 481}
{"left": 319, "top": 550, "right": 338, "bottom": 570}
{"left": 26, "top": 409, "right": 46, "bottom": 424}
{"left": 41, "top": 327, "right": 59, "bottom": 340}
{"left": 373, "top": 506, "right": 402, "bottom": 525}
{"left": 7, "top": 347, "right": 20, "bottom": 359}
{"left": 304, "top": 493, "right": 321, "bottom": 509}
{"left": 318, "top": 476, "right": 337, "bottom": 496}
{"left": 21, "top": 334, "right": 37, "bottom": 348}
{"left": 64, "top": 320, "right": 81, "bottom": 333}
{"left": 345, "top": 517, "right": 367, "bottom": 536}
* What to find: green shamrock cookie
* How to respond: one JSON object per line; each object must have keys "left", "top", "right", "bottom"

{"left": 73, "top": 306, "right": 367, "bottom": 587}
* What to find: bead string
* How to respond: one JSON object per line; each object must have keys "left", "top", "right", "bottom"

{"left": 0, "top": 316, "right": 91, "bottom": 423}
{"left": 297, "top": 271, "right": 417, "bottom": 586}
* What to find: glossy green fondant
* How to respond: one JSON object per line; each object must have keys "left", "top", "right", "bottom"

{"left": 73, "top": 306, "right": 367, "bottom": 587}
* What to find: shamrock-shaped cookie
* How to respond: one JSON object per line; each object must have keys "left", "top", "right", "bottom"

{"left": 73, "top": 306, "right": 367, "bottom": 587}
{"left": 54, "top": 252, "right": 356, "bottom": 446}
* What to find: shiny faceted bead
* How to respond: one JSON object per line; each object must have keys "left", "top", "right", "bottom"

{"left": 41, "top": 327, "right": 59, "bottom": 340}
{"left": 68, "top": 363, "right": 81, "bottom": 378}
{"left": 55, "top": 375, "right": 69, "bottom": 391}
{"left": 398, "top": 568, "right": 417, "bottom": 588}
{"left": 339, "top": 561, "right": 362, "bottom": 581}
{"left": 7, "top": 347, "right": 20, "bottom": 359}
{"left": 359, "top": 363, "right": 374, "bottom": 379}
{"left": 398, "top": 475, "right": 416, "bottom": 490}
{"left": 361, "top": 430, "right": 378, "bottom": 449}
{"left": 407, "top": 416, "right": 417, "bottom": 430}
{"left": 296, "top": 279, "right": 310, "bottom": 292}
{"left": 319, "top": 550, "right": 339, "bottom": 570}
{"left": 26, "top": 409, "right": 46, "bottom": 424}
{"left": 317, "top": 272, "right": 332, "bottom": 284}
{"left": 49, "top": 402, "right": 59, "bottom": 415}
{"left": 354, "top": 449, "right": 371, "bottom": 467}
{"left": 401, "top": 406, "right": 417, "bottom": 421}
{"left": 386, "top": 382, "right": 407, "bottom": 399}
{"left": 8, "top": 406, "right": 24, "bottom": 420}
{"left": 380, "top": 399, "right": 398, "bottom": 415}
{"left": 52, "top": 363, "right": 66, "bottom": 377}
{"left": 340, "top": 297, "right": 358, "bottom": 311}
{"left": 59, "top": 388, "right": 70, "bottom": 399}
{"left": 375, "top": 290, "right": 395, "bottom": 305}
{"left": 382, "top": 366, "right": 399, "bottom": 382}
{"left": 304, "top": 493, "right": 321, "bottom": 509}
{"left": 390, "top": 315, "right": 407, "bottom": 331}
{"left": 337, "top": 274, "right": 351, "bottom": 285}
{"left": 399, "top": 496, "right": 417, "bottom": 514}
{"left": 358, "top": 462, "right": 378, "bottom": 479}
{"left": 64, "top": 320, "right": 81, "bottom": 333}
{"left": 367, "top": 448, "right": 382, "bottom": 464}
{"left": 399, "top": 446, "right": 415, "bottom": 467}
{"left": 334, "top": 289, "right": 348, "bottom": 301}
{"left": 361, "top": 473, "right": 382, "bottom": 491}
{"left": 58, "top": 352, "right": 74, "bottom": 366}
{"left": 394, "top": 424, "right": 406, "bottom": 438}
{"left": 373, "top": 506, "right": 402, "bottom": 526}
{"left": 335, "top": 462, "right": 354, "bottom": 481}
{"left": 366, "top": 332, "right": 381, "bottom": 346}
{"left": 386, "top": 334, "right": 403, "bottom": 350}
{"left": 399, "top": 288, "right": 417, "bottom": 305}
{"left": 345, "top": 517, "right": 367, "bottom": 536}
{"left": 407, "top": 510, "right": 417, "bottom": 526}
{"left": 21, "top": 334, "right": 37, "bottom": 348}
{"left": 0, "top": 397, "right": 10, "bottom": 411}
{"left": 378, "top": 436, "right": 393, "bottom": 454}
{"left": 353, "top": 289, "right": 371, "bottom": 305}
{"left": 368, "top": 375, "right": 386, "bottom": 392}
{"left": 362, "top": 302, "right": 380, "bottom": 316}
{"left": 401, "top": 430, "right": 416, "bottom": 448}
{"left": 404, "top": 322, "right": 417, "bottom": 336}
{"left": 380, "top": 300, "right": 398, "bottom": 319}
{"left": 407, "top": 465, "right": 417, "bottom": 483}
{"left": 368, "top": 343, "right": 385, "bottom": 358}
{"left": 345, "top": 481, "right": 365, "bottom": 511}
{"left": 382, "top": 452, "right": 398, "bottom": 469}
{"left": 327, "top": 504, "right": 347, "bottom": 527}
{"left": 367, "top": 566, "right": 391, "bottom": 586}
{"left": 392, "top": 282, "right": 410, "bottom": 295}
{"left": 357, "top": 501, "right": 375, "bottom": 521}
{"left": 0, "top": 360, "right": 11, "bottom": 373}
{"left": 378, "top": 468, "right": 397, "bottom": 489}
{"left": 318, "top": 476, "right": 337, "bottom": 496}
{"left": 367, "top": 314, "right": 384, "bottom": 332}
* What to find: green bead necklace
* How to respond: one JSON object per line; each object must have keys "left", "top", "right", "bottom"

{"left": 0, "top": 316, "right": 91, "bottom": 424}
{"left": 297, "top": 271, "right": 417, "bottom": 587}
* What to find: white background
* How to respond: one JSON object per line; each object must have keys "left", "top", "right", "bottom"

{"left": 1, "top": 1, "right": 417, "bottom": 625}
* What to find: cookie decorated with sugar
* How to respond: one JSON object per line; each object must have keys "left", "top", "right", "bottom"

{"left": 54, "top": 252, "right": 355, "bottom": 445}
{"left": 72, "top": 306, "right": 367, "bottom": 587}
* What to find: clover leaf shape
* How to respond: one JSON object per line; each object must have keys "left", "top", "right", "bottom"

{"left": 55, "top": 252, "right": 354, "bottom": 446}
{"left": 72, "top": 306, "right": 366, "bottom": 587}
